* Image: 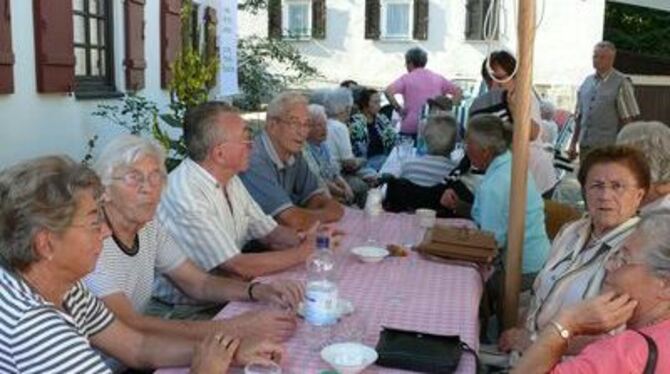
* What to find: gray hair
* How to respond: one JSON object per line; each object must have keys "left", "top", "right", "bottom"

{"left": 309, "top": 89, "right": 330, "bottom": 107}
{"left": 423, "top": 115, "right": 458, "bottom": 156}
{"left": 595, "top": 41, "right": 616, "bottom": 53}
{"left": 639, "top": 211, "right": 670, "bottom": 278}
{"left": 617, "top": 121, "right": 670, "bottom": 184}
{"left": 267, "top": 91, "right": 308, "bottom": 120}
{"left": 466, "top": 114, "right": 511, "bottom": 157}
{"left": 308, "top": 104, "right": 327, "bottom": 124}
{"left": 0, "top": 155, "right": 102, "bottom": 270}
{"left": 323, "top": 88, "right": 353, "bottom": 119}
{"left": 540, "top": 100, "right": 556, "bottom": 121}
{"left": 183, "top": 101, "right": 238, "bottom": 162}
{"left": 94, "top": 134, "right": 167, "bottom": 188}
{"left": 405, "top": 47, "right": 428, "bottom": 68}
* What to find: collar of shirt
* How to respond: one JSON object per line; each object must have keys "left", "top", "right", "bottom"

{"left": 595, "top": 69, "right": 614, "bottom": 83}
{"left": 261, "top": 131, "right": 295, "bottom": 170}
{"left": 184, "top": 157, "right": 223, "bottom": 190}
{"left": 487, "top": 150, "right": 512, "bottom": 175}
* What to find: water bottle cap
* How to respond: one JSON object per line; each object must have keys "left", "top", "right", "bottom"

{"left": 316, "top": 235, "right": 330, "bottom": 249}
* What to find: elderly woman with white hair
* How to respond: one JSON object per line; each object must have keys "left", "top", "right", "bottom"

{"left": 303, "top": 104, "right": 356, "bottom": 204}
{"left": 540, "top": 100, "right": 559, "bottom": 145}
{"left": 84, "top": 135, "right": 301, "bottom": 371}
{"left": 323, "top": 87, "right": 365, "bottom": 173}
{"left": 617, "top": 120, "right": 670, "bottom": 214}
{"left": 513, "top": 211, "right": 670, "bottom": 373}
{"left": 0, "top": 156, "right": 279, "bottom": 373}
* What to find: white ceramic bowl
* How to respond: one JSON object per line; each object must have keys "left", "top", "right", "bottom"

{"left": 351, "top": 246, "right": 389, "bottom": 263}
{"left": 321, "top": 342, "right": 378, "bottom": 374}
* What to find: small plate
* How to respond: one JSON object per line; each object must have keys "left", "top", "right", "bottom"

{"left": 351, "top": 246, "right": 389, "bottom": 263}
{"left": 297, "top": 298, "right": 354, "bottom": 319}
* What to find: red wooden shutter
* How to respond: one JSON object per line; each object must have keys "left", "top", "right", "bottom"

{"left": 364, "top": 0, "right": 380, "bottom": 40}
{"left": 125, "top": 0, "right": 146, "bottom": 91}
{"left": 0, "top": 0, "right": 14, "bottom": 94}
{"left": 33, "top": 0, "right": 75, "bottom": 93}
{"left": 161, "top": 0, "right": 182, "bottom": 88}
{"left": 268, "top": 0, "right": 282, "bottom": 39}
{"left": 312, "top": 0, "right": 326, "bottom": 39}
{"left": 413, "top": 0, "right": 429, "bottom": 40}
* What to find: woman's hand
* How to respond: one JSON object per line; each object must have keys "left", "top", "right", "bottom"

{"left": 226, "top": 310, "right": 298, "bottom": 342}
{"left": 556, "top": 291, "right": 637, "bottom": 336}
{"left": 234, "top": 336, "right": 284, "bottom": 367}
{"left": 440, "top": 189, "right": 460, "bottom": 209}
{"left": 255, "top": 280, "right": 305, "bottom": 311}
{"left": 191, "top": 333, "right": 239, "bottom": 374}
{"left": 498, "top": 327, "right": 531, "bottom": 352}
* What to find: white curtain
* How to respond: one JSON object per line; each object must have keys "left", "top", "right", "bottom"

{"left": 386, "top": 3, "right": 410, "bottom": 37}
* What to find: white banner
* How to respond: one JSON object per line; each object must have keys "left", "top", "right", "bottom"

{"left": 218, "top": 0, "right": 238, "bottom": 96}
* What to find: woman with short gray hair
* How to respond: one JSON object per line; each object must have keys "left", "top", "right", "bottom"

{"left": 0, "top": 155, "right": 258, "bottom": 373}
{"left": 465, "top": 114, "right": 550, "bottom": 279}
{"left": 617, "top": 120, "right": 670, "bottom": 214}
{"left": 399, "top": 115, "right": 458, "bottom": 187}
{"left": 323, "top": 88, "right": 368, "bottom": 179}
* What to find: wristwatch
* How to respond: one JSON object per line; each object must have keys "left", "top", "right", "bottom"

{"left": 550, "top": 320, "right": 571, "bottom": 340}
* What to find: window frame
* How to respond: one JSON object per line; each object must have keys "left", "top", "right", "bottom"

{"left": 465, "top": 0, "right": 499, "bottom": 41}
{"left": 282, "top": 0, "right": 312, "bottom": 40}
{"left": 380, "top": 0, "right": 413, "bottom": 41}
{"left": 73, "top": 0, "right": 120, "bottom": 98}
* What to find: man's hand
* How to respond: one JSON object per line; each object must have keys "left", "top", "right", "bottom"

{"left": 498, "top": 327, "right": 531, "bottom": 353}
{"left": 556, "top": 291, "right": 637, "bottom": 336}
{"left": 226, "top": 310, "right": 298, "bottom": 342}
{"left": 191, "top": 333, "right": 239, "bottom": 374}
{"left": 255, "top": 280, "right": 305, "bottom": 311}
{"left": 440, "top": 189, "right": 460, "bottom": 209}
{"left": 233, "top": 336, "right": 284, "bottom": 367}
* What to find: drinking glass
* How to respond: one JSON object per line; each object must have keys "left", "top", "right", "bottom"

{"left": 245, "top": 362, "right": 282, "bottom": 374}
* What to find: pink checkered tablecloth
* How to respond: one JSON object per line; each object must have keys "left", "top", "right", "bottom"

{"left": 156, "top": 208, "right": 483, "bottom": 374}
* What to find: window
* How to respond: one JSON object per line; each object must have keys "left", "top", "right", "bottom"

{"left": 466, "top": 0, "right": 499, "bottom": 41}
{"left": 381, "top": 0, "right": 413, "bottom": 39}
{"left": 283, "top": 0, "right": 311, "bottom": 39}
{"left": 73, "top": 0, "right": 116, "bottom": 96}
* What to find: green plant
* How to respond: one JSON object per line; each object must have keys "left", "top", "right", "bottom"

{"left": 92, "top": 94, "right": 159, "bottom": 135}
{"left": 235, "top": 0, "right": 320, "bottom": 111}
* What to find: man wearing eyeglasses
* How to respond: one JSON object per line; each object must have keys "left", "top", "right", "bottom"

{"left": 157, "top": 101, "right": 320, "bottom": 284}
{"left": 240, "top": 92, "right": 344, "bottom": 231}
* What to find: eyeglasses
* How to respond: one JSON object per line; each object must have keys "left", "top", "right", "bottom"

{"left": 112, "top": 170, "right": 166, "bottom": 188}
{"left": 586, "top": 181, "right": 638, "bottom": 196}
{"left": 276, "top": 116, "right": 310, "bottom": 133}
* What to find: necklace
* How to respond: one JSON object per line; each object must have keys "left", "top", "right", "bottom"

{"left": 103, "top": 207, "right": 140, "bottom": 256}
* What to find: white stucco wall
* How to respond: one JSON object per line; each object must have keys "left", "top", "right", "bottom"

{"left": 239, "top": 0, "right": 605, "bottom": 106}
{"left": 0, "top": 0, "right": 220, "bottom": 168}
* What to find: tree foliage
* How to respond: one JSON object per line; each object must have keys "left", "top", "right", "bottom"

{"left": 604, "top": 2, "right": 670, "bottom": 58}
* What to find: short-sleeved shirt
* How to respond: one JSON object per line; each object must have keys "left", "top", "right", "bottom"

{"left": 0, "top": 269, "right": 114, "bottom": 373}
{"left": 400, "top": 154, "right": 457, "bottom": 187}
{"left": 389, "top": 68, "right": 460, "bottom": 134}
{"left": 240, "top": 131, "right": 325, "bottom": 217}
{"left": 325, "top": 119, "right": 355, "bottom": 166}
{"left": 157, "top": 158, "right": 277, "bottom": 304}
{"left": 84, "top": 220, "right": 187, "bottom": 312}
{"left": 551, "top": 319, "right": 670, "bottom": 374}
{"left": 471, "top": 151, "right": 550, "bottom": 274}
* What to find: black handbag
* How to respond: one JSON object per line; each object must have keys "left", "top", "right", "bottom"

{"left": 375, "top": 327, "right": 477, "bottom": 373}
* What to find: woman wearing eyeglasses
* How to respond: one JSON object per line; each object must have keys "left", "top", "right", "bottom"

{"left": 0, "top": 156, "right": 276, "bottom": 373}
{"left": 499, "top": 145, "right": 649, "bottom": 355}
{"left": 512, "top": 212, "right": 670, "bottom": 373}
{"left": 83, "top": 135, "right": 300, "bottom": 372}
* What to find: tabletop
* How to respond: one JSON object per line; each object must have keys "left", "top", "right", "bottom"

{"left": 156, "top": 208, "right": 483, "bottom": 374}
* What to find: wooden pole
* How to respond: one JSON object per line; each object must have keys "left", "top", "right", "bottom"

{"left": 503, "top": 0, "right": 536, "bottom": 329}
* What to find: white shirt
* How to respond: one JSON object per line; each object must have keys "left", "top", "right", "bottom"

{"left": 529, "top": 137, "right": 559, "bottom": 194}
{"left": 325, "top": 119, "right": 354, "bottom": 167}
{"left": 84, "top": 220, "right": 186, "bottom": 312}
{"left": 156, "top": 158, "right": 277, "bottom": 304}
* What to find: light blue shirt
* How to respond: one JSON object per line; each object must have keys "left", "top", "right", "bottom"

{"left": 472, "top": 151, "right": 550, "bottom": 274}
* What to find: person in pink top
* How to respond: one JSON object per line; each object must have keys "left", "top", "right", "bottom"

{"left": 512, "top": 211, "right": 670, "bottom": 374}
{"left": 384, "top": 47, "right": 462, "bottom": 137}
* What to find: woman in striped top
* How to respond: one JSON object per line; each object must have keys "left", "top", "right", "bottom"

{"left": 0, "top": 156, "right": 280, "bottom": 373}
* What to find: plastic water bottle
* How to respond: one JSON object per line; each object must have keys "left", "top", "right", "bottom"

{"left": 364, "top": 189, "right": 383, "bottom": 244}
{"left": 304, "top": 233, "right": 339, "bottom": 327}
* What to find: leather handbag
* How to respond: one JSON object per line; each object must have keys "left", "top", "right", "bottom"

{"left": 375, "top": 327, "right": 477, "bottom": 373}
{"left": 416, "top": 225, "right": 497, "bottom": 264}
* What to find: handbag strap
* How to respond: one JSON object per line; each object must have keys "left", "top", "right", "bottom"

{"left": 634, "top": 330, "right": 657, "bottom": 374}
{"left": 459, "top": 341, "right": 481, "bottom": 372}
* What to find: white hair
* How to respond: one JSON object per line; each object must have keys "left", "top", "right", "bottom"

{"left": 617, "top": 121, "right": 670, "bottom": 184}
{"left": 307, "top": 104, "right": 327, "bottom": 123}
{"left": 323, "top": 88, "right": 353, "bottom": 118}
{"left": 94, "top": 134, "right": 167, "bottom": 187}
{"left": 639, "top": 211, "right": 670, "bottom": 278}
